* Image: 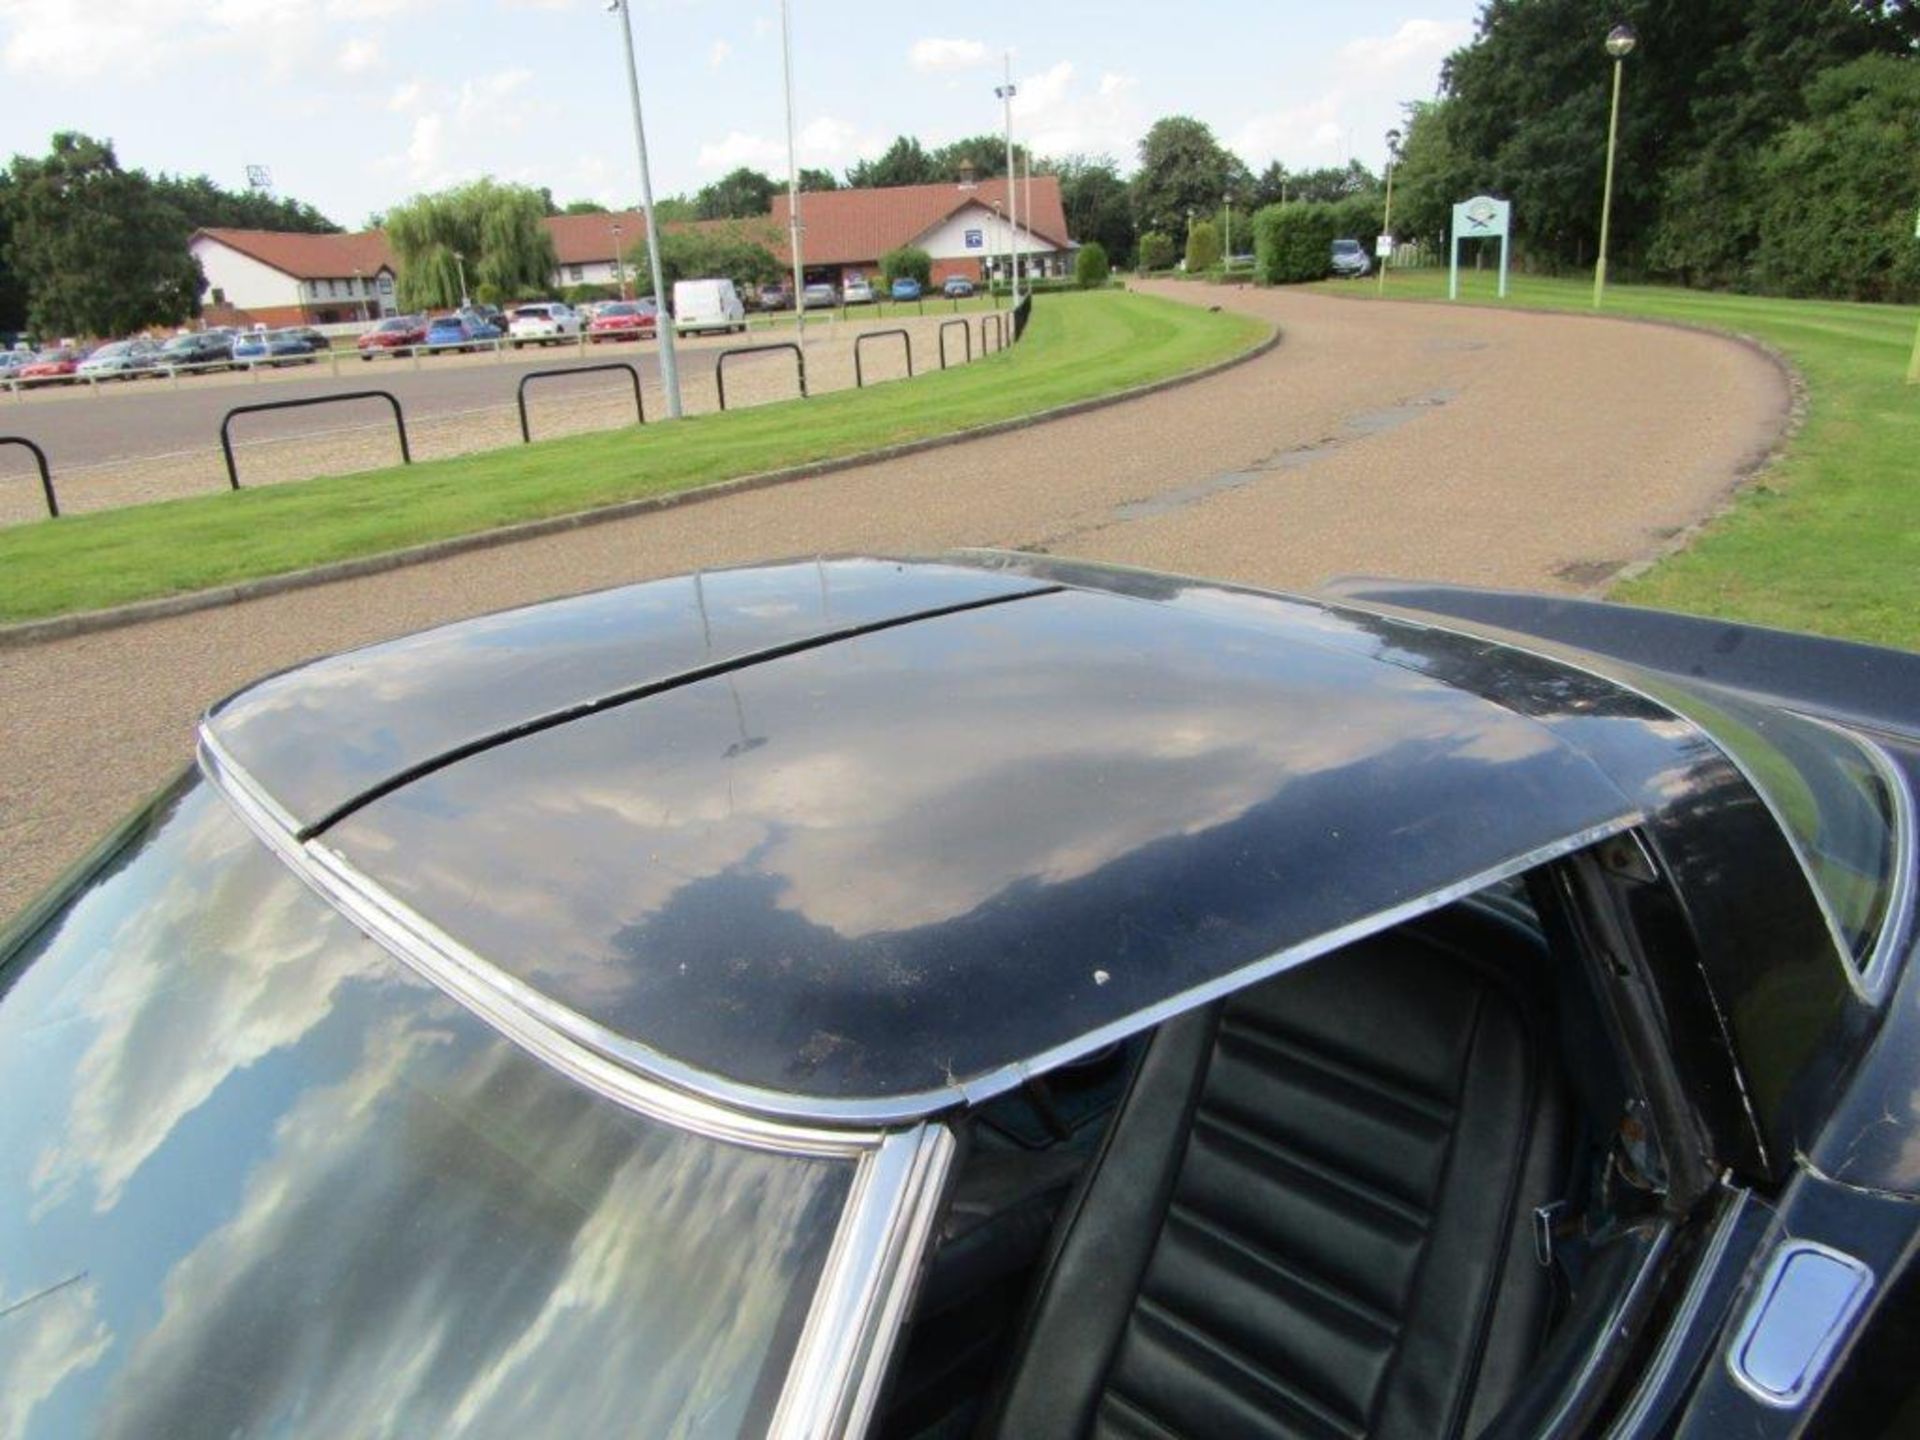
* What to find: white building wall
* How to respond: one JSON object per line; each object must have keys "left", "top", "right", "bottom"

{"left": 190, "top": 239, "right": 302, "bottom": 310}
{"left": 911, "top": 201, "right": 1058, "bottom": 261}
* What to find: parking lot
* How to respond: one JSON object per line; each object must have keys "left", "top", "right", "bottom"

{"left": 0, "top": 310, "right": 989, "bottom": 522}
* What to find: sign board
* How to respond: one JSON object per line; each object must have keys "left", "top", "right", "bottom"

{"left": 1449, "top": 195, "right": 1512, "bottom": 300}
{"left": 964, "top": 228, "right": 984, "bottom": 250}
{"left": 1375, "top": 234, "right": 1394, "bottom": 260}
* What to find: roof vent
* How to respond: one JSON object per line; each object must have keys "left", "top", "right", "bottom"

{"left": 957, "top": 160, "right": 977, "bottom": 190}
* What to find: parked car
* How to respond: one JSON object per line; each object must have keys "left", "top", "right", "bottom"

{"left": 507, "top": 303, "right": 582, "bottom": 347}
{"left": 672, "top": 278, "right": 746, "bottom": 336}
{"left": 800, "top": 282, "right": 838, "bottom": 310}
{"left": 356, "top": 316, "right": 426, "bottom": 359}
{"left": 586, "top": 299, "right": 658, "bottom": 342}
{"left": 9, "top": 553, "right": 1919, "bottom": 1440}
{"left": 14, "top": 349, "right": 85, "bottom": 384}
{"left": 889, "top": 277, "right": 923, "bottom": 301}
{"left": 1331, "top": 236, "right": 1373, "bottom": 277}
{"left": 157, "top": 332, "right": 236, "bottom": 371}
{"left": 0, "top": 348, "right": 38, "bottom": 381}
{"left": 233, "top": 329, "right": 326, "bottom": 366}
{"left": 423, "top": 314, "right": 499, "bottom": 353}
{"left": 77, "top": 338, "right": 163, "bottom": 381}
{"left": 842, "top": 276, "right": 875, "bottom": 305}
{"left": 757, "top": 281, "right": 792, "bottom": 311}
{"left": 943, "top": 275, "right": 977, "bottom": 298}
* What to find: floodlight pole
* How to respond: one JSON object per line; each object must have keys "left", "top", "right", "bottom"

{"left": 609, "top": 0, "right": 682, "bottom": 417}
{"left": 781, "top": 0, "right": 807, "bottom": 343}
{"left": 1593, "top": 25, "right": 1637, "bottom": 311}
{"left": 997, "top": 55, "right": 1019, "bottom": 307}
{"left": 1377, "top": 130, "right": 1400, "bottom": 297}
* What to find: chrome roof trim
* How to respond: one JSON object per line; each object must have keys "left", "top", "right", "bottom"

{"left": 770, "top": 1124, "right": 957, "bottom": 1440}
{"left": 205, "top": 713, "right": 1644, "bottom": 1127}
{"left": 1804, "top": 717, "right": 1915, "bottom": 1004}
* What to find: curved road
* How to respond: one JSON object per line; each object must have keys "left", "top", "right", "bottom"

{"left": 1, "top": 282, "right": 1788, "bottom": 919}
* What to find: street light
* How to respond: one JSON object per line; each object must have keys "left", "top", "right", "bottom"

{"left": 606, "top": 0, "right": 682, "bottom": 418}
{"left": 1593, "top": 23, "right": 1637, "bottom": 310}
{"left": 780, "top": 0, "right": 807, "bottom": 341}
{"left": 1377, "top": 128, "right": 1402, "bottom": 297}
{"left": 453, "top": 250, "right": 470, "bottom": 309}
{"left": 1224, "top": 192, "right": 1233, "bottom": 269}
{"left": 996, "top": 54, "right": 1019, "bottom": 305}
{"left": 610, "top": 220, "right": 626, "bottom": 301}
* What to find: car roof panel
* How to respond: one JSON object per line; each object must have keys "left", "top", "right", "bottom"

{"left": 313, "top": 582, "right": 1636, "bottom": 1110}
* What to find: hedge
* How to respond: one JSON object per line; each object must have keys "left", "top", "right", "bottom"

{"left": 1253, "top": 197, "right": 1385, "bottom": 285}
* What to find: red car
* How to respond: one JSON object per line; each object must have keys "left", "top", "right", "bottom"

{"left": 587, "top": 299, "right": 658, "bottom": 342}
{"left": 15, "top": 350, "right": 84, "bottom": 385}
{"left": 357, "top": 316, "right": 427, "bottom": 359}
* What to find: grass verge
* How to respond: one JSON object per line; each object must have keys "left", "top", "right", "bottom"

{"left": 0, "top": 291, "right": 1266, "bottom": 623}
{"left": 1308, "top": 270, "right": 1919, "bottom": 651}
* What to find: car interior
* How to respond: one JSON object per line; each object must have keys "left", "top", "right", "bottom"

{"left": 872, "top": 844, "right": 1715, "bottom": 1440}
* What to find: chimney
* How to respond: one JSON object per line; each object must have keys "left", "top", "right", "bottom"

{"left": 957, "top": 159, "right": 977, "bottom": 190}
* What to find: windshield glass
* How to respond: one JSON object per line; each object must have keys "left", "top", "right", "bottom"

{"left": 0, "top": 782, "right": 854, "bottom": 1439}
{"left": 1654, "top": 683, "right": 1899, "bottom": 970}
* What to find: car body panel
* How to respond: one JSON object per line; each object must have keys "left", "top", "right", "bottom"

{"left": 890, "top": 278, "right": 922, "bottom": 301}
{"left": 587, "top": 301, "right": 657, "bottom": 339}
{"left": 801, "top": 283, "right": 838, "bottom": 309}
{"left": 357, "top": 317, "right": 426, "bottom": 352}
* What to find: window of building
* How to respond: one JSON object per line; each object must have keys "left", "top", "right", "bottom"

{"left": 569, "top": 265, "right": 585, "bottom": 282}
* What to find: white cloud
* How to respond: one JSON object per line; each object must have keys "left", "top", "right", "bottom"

{"left": 1006, "top": 61, "right": 1143, "bottom": 160}
{"left": 695, "top": 115, "right": 883, "bottom": 174}
{"left": 336, "top": 36, "right": 383, "bottom": 73}
{"left": 751, "top": 15, "right": 774, "bottom": 39}
{"left": 404, "top": 112, "right": 445, "bottom": 179}
{"left": 1234, "top": 16, "right": 1471, "bottom": 169}
{"left": 387, "top": 78, "right": 422, "bottom": 110}
{"left": 909, "top": 36, "right": 988, "bottom": 73}
{"left": 707, "top": 38, "right": 731, "bottom": 70}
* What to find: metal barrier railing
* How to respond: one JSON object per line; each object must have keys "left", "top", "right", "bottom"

{"left": 1, "top": 435, "right": 57, "bottom": 518}
{"left": 517, "top": 362, "right": 644, "bottom": 443}
{"left": 853, "top": 329, "right": 914, "bottom": 389}
{"left": 937, "top": 319, "right": 973, "bottom": 370}
{"left": 1013, "top": 294, "right": 1034, "bottom": 343}
{"left": 220, "top": 390, "right": 410, "bottom": 491}
{"left": 714, "top": 342, "right": 806, "bottom": 412}
{"left": 981, "top": 312, "right": 1007, "bottom": 354}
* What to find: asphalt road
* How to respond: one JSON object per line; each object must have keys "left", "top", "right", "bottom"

{"left": 0, "top": 281, "right": 1790, "bottom": 921}
{"left": 1, "top": 342, "right": 704, "bottom": 469}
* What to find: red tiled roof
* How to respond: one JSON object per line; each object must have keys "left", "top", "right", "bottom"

{"left": 192, "top": 228, "right": 394, "bottom": 279}
{"left": 545, "top": 210, "right": 779, "bottom": 264}
{"left": 772, "top": 177, "right": 1071, "bottom": 265}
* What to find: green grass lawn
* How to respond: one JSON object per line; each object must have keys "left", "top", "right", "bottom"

{"left": 1307, "top": 269, "right": 1920, "bottom": 651}
{"left": 0, "top": 291, "right": 1267, "bottom": 623}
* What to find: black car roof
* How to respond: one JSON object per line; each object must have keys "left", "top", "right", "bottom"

{"left": 203, "top": 555, "right": 1672, "bottom": 1121}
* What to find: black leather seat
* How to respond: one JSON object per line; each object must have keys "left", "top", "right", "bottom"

{"left": 982, "top": 912, "right": 1572, "bottom": 1440}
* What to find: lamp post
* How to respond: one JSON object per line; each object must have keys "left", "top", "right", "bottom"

{"left": 780, "top": 0, "right": 807, "bottom": 340}
{"left": 996, "top": 56, "right": 1019, "bottom": 305}
{"left": 1377, "top": 128, "right": 1401, "bottom": 297}
{"left": 606, "top": 0, "right": 681, "bottom": 418}
{"left": 453, "top": 251, "right": 470, "bottom": 309}
{"left": 1593, "top": 23, "right": 1637, "bottom": 310}
{"left": 610, "top": 220, "right": 626, "bottom": 300}
{"left": 1224, "top": 193, "right": 1233, "bottom": 269}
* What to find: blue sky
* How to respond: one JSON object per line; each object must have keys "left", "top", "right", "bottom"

{"left": 0, "top": 1, "right": 1480, "bottom": 229}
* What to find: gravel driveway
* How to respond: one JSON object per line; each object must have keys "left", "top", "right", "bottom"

{"left": 0, "top": 282, "right": 1788, "bottom": 920}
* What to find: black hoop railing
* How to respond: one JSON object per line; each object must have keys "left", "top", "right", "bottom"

{"left": 980, "top": 312, "right": 1007, "bottom": 354}
{"left": 853, "top": 329, "right": 913, "bottom": 389}
{"left": 517, "top": 362, "right": 644, "bottom": 443}
{"left": 937, "top": 319, "right": 972, "bottom": 370}
{"left": 714, "top": 342, "right": 806, "bottom": 412}
{"left": 0, "top": 435, "right": 56, "bottom": 517}
{"left": 220, "top": 391, "right": 410, "bottom": 491}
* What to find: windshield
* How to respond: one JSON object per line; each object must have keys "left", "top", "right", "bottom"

{"left": 90, "top": 342, "right": 129, "bottom": 358}
{"left": 0, "top": 782, "right": 854, "bottom": 1439}
{"left": 377, "top": 319, "right": 412, "bottom": 332}
{"left": 599, "top": 303, "right": 637, "bottom": 316}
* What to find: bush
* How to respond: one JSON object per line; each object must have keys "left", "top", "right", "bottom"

{"left": 880, "top": 245, "right": 932, "bottom": 287}
{"left": 1074, "top": 241, "right": 1111, "bottom": 288}
{"left": 562, "top": 282, "right": 619, "bottom": 305}
{"left": 1136, "top": 231, "right": 1176, "bottom": 272}
{"left": 1253, "top": 197, "right": 1383, "bottom": 284}
{"left": 1185, "top": 220, "right": 1222, "bottom": 272}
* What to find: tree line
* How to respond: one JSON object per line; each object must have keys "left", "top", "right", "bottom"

{"left": 0, "top": 132, "right": 338, "bottom": 339}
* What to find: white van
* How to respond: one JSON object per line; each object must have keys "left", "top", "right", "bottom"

{"left": 672, "top": 278, "right": 747, "bottom": 336}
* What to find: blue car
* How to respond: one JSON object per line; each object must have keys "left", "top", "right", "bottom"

{"left": 890, "top": 277, "right": 922, "bottom": 301}
{"left": 231, "top": 328, "right": 326, "bottom": 367}
{"left": 425, "top": 314, "right": 502, "bottom": 353}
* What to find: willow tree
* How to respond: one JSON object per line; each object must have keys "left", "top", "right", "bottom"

{"left": 384, "top": 179, "right": 557, "bottom": 310}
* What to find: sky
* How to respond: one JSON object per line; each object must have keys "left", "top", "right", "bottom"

{"left": 0, "top": 1, "right": 1481, "bottom": 230}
